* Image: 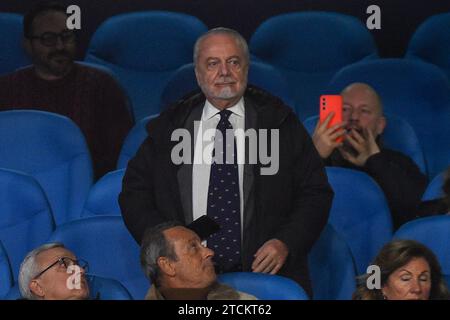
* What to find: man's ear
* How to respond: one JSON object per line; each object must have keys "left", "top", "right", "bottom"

{"left": 29, "top": 279, "right": 45, "bottom": 299}
{"left": 376, "top": 116, "right": 386, "bottom": 136}
{"left": 157, "top": 257, "right": 176, "bottom": 277}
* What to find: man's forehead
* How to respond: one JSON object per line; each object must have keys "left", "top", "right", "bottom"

{"left": 342, "top": 87, "right": 379, "bottom": 107}
{"left": 199, "top": 34, "right": 243, "bottom": 56}
{"left": 164, "top": 226, "right": 200, "bottom": 242}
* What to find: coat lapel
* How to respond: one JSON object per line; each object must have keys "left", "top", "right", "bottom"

{"left": 176, "top": 103, "right": 203, "bottom": 224}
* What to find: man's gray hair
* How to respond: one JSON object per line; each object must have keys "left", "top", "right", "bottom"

{"left": 193, "top": 27, "right": 250, "bottom": 65}
{"left": 18, "top": 242, "right": 65, "bottom": 300}
{"left": 140, "top": 221, "right": 183, "bottom": 287}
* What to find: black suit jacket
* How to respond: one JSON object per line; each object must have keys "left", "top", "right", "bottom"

{"left": 119, "top": 86, "right": 334, "bottom": 295}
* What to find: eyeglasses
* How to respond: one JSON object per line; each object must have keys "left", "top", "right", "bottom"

{"left": 33, "top": 257, "right": 88, "bottom": 279}
{"left": 28, "top": 30, "right": 76, "bottom": 47}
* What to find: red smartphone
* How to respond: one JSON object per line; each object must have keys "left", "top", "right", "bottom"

{"left": 319, "top": 95, "right": 343, "bottom": 143}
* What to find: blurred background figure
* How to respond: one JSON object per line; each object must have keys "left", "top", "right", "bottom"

{"left": 0, "top": 1, "right": 133, "bottom": 180}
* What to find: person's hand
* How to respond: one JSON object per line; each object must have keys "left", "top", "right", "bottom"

{"left": 339, "top": 128, "right": 380, "bottom": 167}
{"left": 312, "top": 113, "right": 346, "bottom": 159}
{"left": 251, "top": 239, "right": 288, "bottom": 274}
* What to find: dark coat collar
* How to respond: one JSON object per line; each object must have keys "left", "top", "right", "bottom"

{"left": 147, "top": 85, "right": 294, "bottom": 136}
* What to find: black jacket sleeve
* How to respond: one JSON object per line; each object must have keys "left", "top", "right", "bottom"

{"left": 119, "top": 136, "right": 167, "bottom": 243}
{"left": 273, "top": 114, "right": 334, "bottom": 257}
{"left": 364, "top": 149, "right": 428, "bottom": 227}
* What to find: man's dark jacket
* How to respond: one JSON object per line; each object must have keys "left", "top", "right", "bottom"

{"left": 119, "top": 86, "right": 334, "bottom": 295}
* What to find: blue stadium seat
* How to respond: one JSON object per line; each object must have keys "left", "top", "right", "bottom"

{"left": 303, "top": 113, "right": 427, "bottom": 175}
{"left": 0, "top": 110, "right": 93, "bottom": 225}
{"left": 86, "top": 274, "right": 133, "bottom": 300}
{"left": 0, "top": 168, "right": 55, "bottom": 281}
{"left": 117, "top": 114, "right": 157, "bottom": 169}
{"left": 5, "top": 274, "right": 132, "bottom": 300}
{"left": 328, "top": 58, "right": 450, "bottom": 179}
{"left": 82, "top": 169, "right": 125, "bottom": 217}
{"left": 308, "top": 224, "right": 356, "bottom": 300}
{"left": 48, "top": 216, "right": 148, "bottom": 299}
{"left": 249, "top": 11, "right": 378, "bottom": 120}
{"left": 405, "top": 13, "right": 450, "bottom": 80}
{"left": 0, "top": 13, "right": 30, "bottom": 75}
{"left": 394, "top": 215, "right": 450, "bottom": 287}
{"left": 85, "top": 11, "right": 208, "bottom": 120}
{"left": 326, "top": 167, "right": 393, "bottom": 275}
{"left": 218, "top": 272, "right": 309, "bottom": 300}
{"left": 0, "top": 240, "right": 13, "bottom": 298}
{"left": 160, "top": 61, "right": 295, "bottom": 110}
{"left": 422, "top": 170, "right": 446, "bottom": 201}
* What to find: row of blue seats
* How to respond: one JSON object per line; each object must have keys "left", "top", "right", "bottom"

{"left": 0, "top": 158, "right": 446, "bottom": 298}
{"left": 1, "top": 11, "right": 449, "bottom": 178}
{"left": 1, "top": 190, "right": 449, "bottom": 300}
{"left": 1, "top": 11, "right": 449, "bottom": 118}
{"left": 1, "top": 109, "right": 446, "bottom": 227}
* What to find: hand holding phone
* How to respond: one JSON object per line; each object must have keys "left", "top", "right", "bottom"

{"left": 319, "top": 95, "right": 344, "bottom": 143}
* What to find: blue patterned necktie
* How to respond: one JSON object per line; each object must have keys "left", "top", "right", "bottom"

{"left": 206, "top": 109, "right": 242, "bottom": 273}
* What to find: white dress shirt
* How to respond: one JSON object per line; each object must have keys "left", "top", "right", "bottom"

{"left": 192, "top": 98, "right": 245, "bottom": 235}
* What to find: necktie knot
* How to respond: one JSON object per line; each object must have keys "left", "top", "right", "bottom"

{"left": 219, "top": 109, "right": 232, "bottom": 120}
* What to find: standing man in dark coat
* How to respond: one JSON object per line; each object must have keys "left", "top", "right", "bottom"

{"left": 119, "top": 28, "right": 333, "bottom": 296}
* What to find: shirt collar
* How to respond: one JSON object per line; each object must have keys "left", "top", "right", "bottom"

{"left": 202, "top": 97, "right": 245, "bottom": 121}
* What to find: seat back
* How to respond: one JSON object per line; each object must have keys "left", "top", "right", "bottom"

{"left": 218, "top": 272, "right": 309, "bottom": 300}
{"left": 326, "top": 167, "right": 393, "bottom": 274}
{"left": 0, "top": 110, "right": 93, "bottom": 224}
{"left": 0, "top": 241, "right": 13, "bottom": 298}
{"left": 0, "top": 13, "right": 30, "bottom": 75}
{"left": 405, "top": 13, "right": 450, "bottom": 80}
{"left": 0, "top": 168, "right": 55, "bottom": 281}
{"left": 308, "top": 224, "right": 357, "bottom": 300}
{"left": 82, "top": 169, "right": 125, "bottom": 217}
{"left": 394, "top": 215, "right": 450, "bottom": 283}
{"left": 328, "top": 58, "right": 450, "bottom": 179}
{"left": 86, "top": 274, "right": 133, "bottom": 300}
{"left": 85, "top": 11, "right": 208, "bottom": 120}
{"left": 48, "top": 216, "right": 148, "bottom": 299}
{"left": 117, "top": 114, "right": 158, "bottom": 169}
{"left": 422, "top": 170, "right": 446, "bottom": 201}
{"left": 249, "top": 11, "right": 378, "bottom": 119}
{"left": 303, "top": 113, "right": 427, "bottom": 174}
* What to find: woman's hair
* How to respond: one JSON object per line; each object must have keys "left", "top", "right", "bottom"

{"left": 353, "top": 239, "right": 450, "bottom": 300}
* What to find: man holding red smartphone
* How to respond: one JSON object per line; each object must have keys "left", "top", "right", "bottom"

{"left": 312, "top": 82, "right": 427, "bottom": 229}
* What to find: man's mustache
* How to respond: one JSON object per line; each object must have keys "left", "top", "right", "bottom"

{"left": 48, "top": 51, "right": 71, "bottom": 59}
{"left": 215, "top": 77, "right": 236, "bottom": 85}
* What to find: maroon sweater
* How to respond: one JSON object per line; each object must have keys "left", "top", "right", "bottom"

{"left": 0, "top": 63, "right": 133, "bottom": 180}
